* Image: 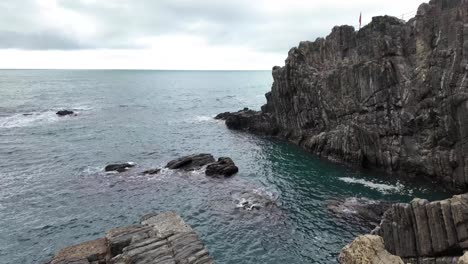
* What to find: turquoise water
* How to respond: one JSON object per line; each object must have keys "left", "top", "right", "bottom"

{"left": 0, "top": 70, "right": 451, "bottom": 263}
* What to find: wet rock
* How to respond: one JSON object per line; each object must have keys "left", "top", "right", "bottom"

{"left": 49, "top": 212, "right": 214, "bottom": 264}
{"left": 205, "top": 157, "right": 239, "bottom": 177}
{"left": 217, "top": 0, "right": 468, "bottom": 190}
{"left": 339, "top": 235, "right": 403, "bottom": 264}
{"left": 142, "top": 168, "right": 161, "bottom": 175}
{"left": 104, "top": 162, "right": 135, "bottom": 172}
{"left": 165, "top": 154, "right": 215, "bottom": 171}
{"left": 327, "top": 197, "right": 392, "bottom": 229}
{"left": 56, "top": 110, "right": 75, "bottom": 116}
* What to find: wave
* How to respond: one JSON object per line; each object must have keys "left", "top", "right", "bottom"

{"left": 339, "top": 177, "right": 405, "bottom": 194}
{"left": 0, "top": 111, "right": 60, "bottom": 129}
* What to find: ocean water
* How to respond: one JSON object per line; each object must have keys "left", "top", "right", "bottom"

{"left": 0, "top": 70, "right": 451, "bottom": 264}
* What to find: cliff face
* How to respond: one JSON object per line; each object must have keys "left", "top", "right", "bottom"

{"left": 218, "top": 0, "right": 468, "bottom": 189}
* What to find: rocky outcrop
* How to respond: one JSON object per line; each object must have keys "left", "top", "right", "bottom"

{"left": 165, "top": 154, "right": 216, "bottom": 171}
{"left": 372, "top": 193, "right": 468, "bottom": 262}
{"left": 56, "top": 110, "right": 75, "bottom": 116}
{"left": 205, "top": 157, "right": 239, "bottom": 177}
{"left": 327, "top": 197, "right": 392, "bottom": 229}
{"left": 165, "top": 154, "right": 239, "bottom": 177}
{"left": 218, "top": 0, "right": 468, "bottom": 190}
{"left": 105, "top": 162, "right": 136, "bottom": 173}
{"left": 339, "top": 235, "right": 404, "bottom": 264}
{"left": 48, "top": 212, "right": 214, "bottom": 264}
{"left": 340, "top": 194, "right": 468, "bottom": 263}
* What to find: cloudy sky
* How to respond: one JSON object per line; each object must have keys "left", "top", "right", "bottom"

{"left": 0, "top": 0, "right": 424, "bottom": 70}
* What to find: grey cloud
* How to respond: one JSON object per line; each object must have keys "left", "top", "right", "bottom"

{"left": 0, "top": 31, "right": 86, "bottom": 50}
{"left": 0, "top": 0, "right": 385, "bottom": 53}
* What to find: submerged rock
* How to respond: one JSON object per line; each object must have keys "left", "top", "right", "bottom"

{"left": 339, "top": 235, "right": 403, "bottom": 264}
{"left": 165, "top": 154, "right": 215, "bottom": 171}
{"left": 56, "top": 110, "right": 75, "bottom": 116}
{"left": 141, "top": 168, "right": 161, "bottom": 175}
{"left": 104, "top": 162, "right": 135, "bottom": 172}
{"left": 217, "top": 0, "right": 468, "bottom": 190}
{"left": 205, "top": 157, "right": 239, "bottom": 177}
{"left": 327, "top": 197, "right": 392, "bottom": 229}
{"left": 232, "top": 190, "right": 278, "bottom": 211}
{"left": 49, "top": 212, "right": 214, "bottom": 264}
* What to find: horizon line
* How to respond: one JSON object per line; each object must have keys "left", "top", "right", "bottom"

{"left": 0, "top": 68, "right": 274, "bottom": 71}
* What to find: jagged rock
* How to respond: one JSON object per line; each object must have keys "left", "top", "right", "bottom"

{"left": 205, "top": 157, "right": 239, "bottom": 177}
{"left": 339, "top": 235, "right": 403, "bottom": 264}
{"left": 326, "top": 197, "right": 392, "bottom": 229}
{"left": 373, "top": 193, "right": 468, "bottom": 259}
{"left": 56, "top": 110, "right": 75, "bottom": 116}
{"left": 49, "top": 212, "right": 214, "bottom": 264}
{"left": 165, "top": 154, "right": 215, "bottom": 171}
{"left": 104, "top": 162, "right": 136, "bottom": 172}
{"left": 218, "top": 0, "right": 468, "bottom": 190}
{"left": 142, "top": 168, "right": 161, "bottom": 175}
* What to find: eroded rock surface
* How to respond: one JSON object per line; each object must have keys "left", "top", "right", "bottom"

{"left": 339, "top": 235, "right": 404, "bottom": 264}
{"left": 49, "top": 212, "right": 214, "bottom": 264}
{"left": 218, "top": 0, "right": 468, "bottom": 190}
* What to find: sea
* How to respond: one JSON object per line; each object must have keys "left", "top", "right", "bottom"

{"left": 0, "top": 70, "right": 451, "bottom": 263}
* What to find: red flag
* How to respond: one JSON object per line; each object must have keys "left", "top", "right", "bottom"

{"left": 359, "top": 12, "right": 362, "bottom": 29}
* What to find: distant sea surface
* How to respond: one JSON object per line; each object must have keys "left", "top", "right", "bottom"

{"left": 0, "top": 70, "right": 451, "bottom": 263}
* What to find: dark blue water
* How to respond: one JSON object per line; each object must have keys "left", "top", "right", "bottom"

{"left": 0, "top": 70, "right": 451, "bottom": 264}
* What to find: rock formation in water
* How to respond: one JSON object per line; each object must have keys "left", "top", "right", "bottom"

{"left": 48, "top": 212, "right": 214, "bottom": 264}
{"left": 165, "top": 154, "right": 239, "bottom": 177}
{"left": 105, "top": 162, "right": 136, "bottom": 173}
{"left": 327, "top": 197, "right": 392, "bottom": 229}
{"left": 217, "top": 0, "right": 468, "bottom": 190}
{"left": 340, "top": 193, "right": 468, "bottom": 264}
{"left": 56, "top": 110, "right": 75, "bottom": 116}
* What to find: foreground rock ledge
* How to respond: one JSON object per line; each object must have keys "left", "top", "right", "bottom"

{"left": 217, "top": 0, "right": 468, "bottom": 190}
{"left": 340, "top": 193, "right": 468, "bottom": 264}
{"left": 48, "top": 212, "right": 214, "bottom": 264}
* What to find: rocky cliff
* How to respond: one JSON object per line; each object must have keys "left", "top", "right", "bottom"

{"left": 217, "top": 0, "right": 468, "bottom": 190}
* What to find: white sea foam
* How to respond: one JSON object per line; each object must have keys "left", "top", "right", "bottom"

{"left": 193, "top": 115, "right": 214, "bottom": 122}
{"left": 0, "top": 111, "right": 59, "bottom": 129}
{"left": 339, "top": 177, "right": 404, "bottom": 194}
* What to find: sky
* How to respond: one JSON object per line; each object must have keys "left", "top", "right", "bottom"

{"left": 0, "top": 0, "right": 425, "bottom": 70}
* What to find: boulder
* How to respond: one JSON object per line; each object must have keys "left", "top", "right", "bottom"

{"left": 56, "top": 110, "right": 75, "bottom": 116}
{"left": 205, "top": 157, "right": 239, "bottom": 177}
{"left": 165, "top": 154, "right": 215, "bottom": 171}
{"left": 48, "top": 238, "right": 107, "bottom": 264}
{"left": 104, "top": 162, "right": 135, "bottom": 172}
{"left": 338, "top": 235, "right": 403, "bottom": 264}
{"left": 327, "top": 197, "right": 392, "bottom": 229}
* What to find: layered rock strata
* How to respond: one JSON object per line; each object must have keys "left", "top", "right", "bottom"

{"left": 217, "top": 0, "right": 468, "bottom": 190}
{"left": 48, "top": 212, "right": 214, "bottom": 264}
